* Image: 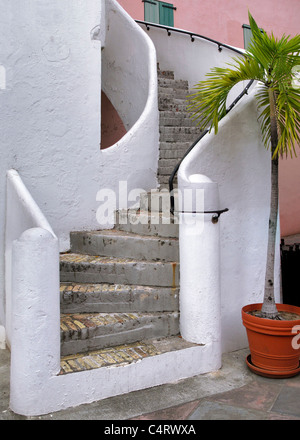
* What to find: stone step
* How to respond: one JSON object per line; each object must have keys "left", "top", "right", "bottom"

{"left": 158, "top": 176, "right": 175, "bottom": 187}
{"left": 159, "top": 110, "right": 193, "bottom": 119}
{"left": 60, "top": 282, "right": 179, "bottom": 314}
{"left": 158, "top": 88, "right": 189, "bottom": 99}
{"left": 157, "top": 78, "right": 189, "bottom": 90}
{"left": 60, "top": 253, "right": 179, "bottom": 287}
{"left": 159, "top": 141, "right": 192, "bottom": 150}
{"left": 140, "top": 189, "right": 180, "bottom": 213}
{"left": 159, "top": 148, "right": 189, "bottom": 160}
{"left": 116, "top": 210, "right": 179, "bottom": 238}
{"left": 158, "top": 167, "right": 179, "bottom": 179}
{"left": 159, "top": 116, "right": 198, "bottom": 127}
{"left": 70, "top": 229, "right": 178, "bottom": 262}
{"left": 159, "top": 127, "right": 202, "bottom": 143}
{"left": 160, "top": 131, "right": 201, "bottom": 143}
{"left": 59, "top": 336, "right": 197, "bottom": 375}
{"left": 158, "top": 95, "right": 188, "bottom": 106}
{"left": 160, "top": 125, "right": 202, "bottom": 133}
{"left": 157, "top": 68, "right": 174, "bottom": 80}
{"left": 158, "top": 101, "right": 190, "bottom": 112}
{"left": 159, "top": 158, "right": 184, "bottom": 170}
{"left": 60, "top": 311, "right": 179, "bottom": 356}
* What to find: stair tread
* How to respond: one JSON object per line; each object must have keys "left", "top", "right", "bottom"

{"left": 71, "top": 228, "right": 178, "bottom": 242}
{"left": 60, "top": 282, "right": 179, "bottom": 292}
{"left": 61, "top": 311, "right": 179, "bottom": 331}
{"left": 60, "top": 281, "right": 179, "bottom": 314}
{"left": 61, "top": 310, "right": 178, "bottom": 319}
{"left": 60, "top": 252, "right": 179, "bottom": 287}
{"left": 59, "top": 336, "right": 197, "bottom": 375}
{"left": 60, "top": 310, "right": 180, "bottom": 355}
{"left": 60, "top": 253, "right": 178, "bottom": 265}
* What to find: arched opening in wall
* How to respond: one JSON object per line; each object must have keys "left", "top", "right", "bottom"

{"left": 101, "top": 91, "right": 127, "bottom": 149}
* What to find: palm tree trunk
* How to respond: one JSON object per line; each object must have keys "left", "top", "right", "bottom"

{"left": 261, "top": 89, "right": 279, "bottom": 319}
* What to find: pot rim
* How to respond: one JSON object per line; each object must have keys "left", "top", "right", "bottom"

{"left": 242, "top": 303, "right": 300, "bottom": 333}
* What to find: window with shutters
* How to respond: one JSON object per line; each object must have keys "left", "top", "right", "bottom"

{"left": 143, "top": 0, "right": 176, "bottom": 27}
{"left": 242, "top": 24, "right": 264, "bottom": 49}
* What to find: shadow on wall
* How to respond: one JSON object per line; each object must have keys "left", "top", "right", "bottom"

{"left": 101, "top": 91, "right": 127, "bottom": 149}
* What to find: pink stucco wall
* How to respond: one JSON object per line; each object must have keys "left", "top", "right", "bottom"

{"left": 101, "top": 91, "right": 127, "bottom": 149}
{"left": 119, "top": 0, "right": 300, "bottom": 45}
{"left": 117, "top": 0, "right": 300, "bottom": 236}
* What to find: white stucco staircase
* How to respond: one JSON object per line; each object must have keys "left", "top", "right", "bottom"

{"left": 59, "top": 218, "right": 180, "bottom": 357}
{"left": 59, "top": 192, "right": 185, "bottom": 369}
{"left": 59, "top": 67, "right": 204, "bottom": 364}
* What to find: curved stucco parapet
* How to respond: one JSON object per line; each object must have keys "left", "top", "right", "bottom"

{"left": 140, "top": 23, "right": 246, "bottom": 97}
{"left": 99, "top": 0, "right": 159, "bottom": 217}
{"left": 178, "top": 88, "right": 281, "bottom": 353}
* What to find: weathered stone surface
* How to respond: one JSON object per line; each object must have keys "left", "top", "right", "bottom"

{"left": 60, "top": 312, "right": 180, "bottom": 355}
{"left": 60, "top": 282, "right": 179, "bottom": 313}
{"left": 70, "top": 229, "right": 178, "bottom": 262}
{"left": 60, "top": 253, "right": 179, "bottom": 287}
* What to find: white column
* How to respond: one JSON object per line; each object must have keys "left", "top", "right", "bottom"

{"left": 10, "top": 228, "right": 60, "bottom": 416}
{"left": 178, "top": 174, "right": 222, "bottom": 368}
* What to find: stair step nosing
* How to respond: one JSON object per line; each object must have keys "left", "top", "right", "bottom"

{"left": 60, "top": 252, "right": 179, "bottom": 263}
{"left": 70, "top": 229, "right": 178, "bottom": 242}
{"left": 59, "top": 336, "right": 199, "bottom": 375}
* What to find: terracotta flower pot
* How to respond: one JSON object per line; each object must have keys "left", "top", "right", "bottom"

{"left": 242, "top": 303, "right": 300, "bottom": 378}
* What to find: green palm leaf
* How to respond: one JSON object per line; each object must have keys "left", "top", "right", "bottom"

{"left": 188, "top": 11, "right": 300, "bottom": 159}
{"left": 187, "top": 11, "right": 300, "bottom": 318}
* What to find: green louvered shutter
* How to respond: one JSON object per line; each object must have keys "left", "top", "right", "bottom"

{"left": 159, "top": 2, "right": 174, "bottom": 27}
{"left": 144, "top": 0, "right": 159, "bottom": 24}
{"left": 144, "top": 1, "right": 174, "bottom": 26}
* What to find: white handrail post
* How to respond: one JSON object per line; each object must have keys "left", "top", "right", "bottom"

{"left": 10, "top": 228, "right": 60, "bottom": 416}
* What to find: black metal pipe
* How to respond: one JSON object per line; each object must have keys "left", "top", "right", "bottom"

{"left": 136, "top": 20, "right": 246, "bottom": 55}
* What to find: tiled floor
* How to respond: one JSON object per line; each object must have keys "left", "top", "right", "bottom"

{"left": 132, "top": 376, "right": 300, "bottom": 420}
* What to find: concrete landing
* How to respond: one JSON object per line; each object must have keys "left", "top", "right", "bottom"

{"left": 1, "top": 348, "right": 299, "bottom": 420}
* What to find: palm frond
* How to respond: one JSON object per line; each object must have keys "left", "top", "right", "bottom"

{"left": 188, "top": 11, "right": 300, "bottom": 159}
{"left": 188, "top": 57, "right": 264, "bottom": 133}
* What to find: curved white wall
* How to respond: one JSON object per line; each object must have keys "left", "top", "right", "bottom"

{"left": 138, "top": 24, "right": 246, "bottom": 96}
{"left": 178, "top": 89, "right": 281, "bottom": 352}
{"left": 98, "top": 0, "right": 159, "bottom": 223}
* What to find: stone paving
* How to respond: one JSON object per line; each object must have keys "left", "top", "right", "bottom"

{"left": 1, "top": 347, "right": 299, "bottom": 420}
{"left": 132, "top": 375, "right": 300, "bottom": 420}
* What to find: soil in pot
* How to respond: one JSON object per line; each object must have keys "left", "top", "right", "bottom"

{"left": 247, "top": 310, "right": 300, "bottom": 321}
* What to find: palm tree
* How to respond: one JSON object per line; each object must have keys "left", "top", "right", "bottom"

{"left": 188, "top": 12, "right": 300, "bottom": 319}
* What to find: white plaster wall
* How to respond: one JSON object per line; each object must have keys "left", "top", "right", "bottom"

{"left": 0, "top": 0, "right": 102, "bottom": 329}
{"left": 0, "top": 0, "right": 159, "bottom": 331}
{"left": 178, "top": 89, "right": 281, "bottom": 353}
